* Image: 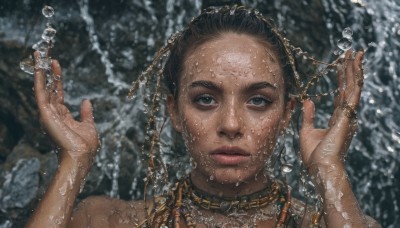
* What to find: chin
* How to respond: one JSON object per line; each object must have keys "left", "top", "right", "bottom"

{"left": 208, "top": 166, "right": 265, "bottom": 185}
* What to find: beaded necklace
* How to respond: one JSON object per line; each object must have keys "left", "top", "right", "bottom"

{"left": 141, "top": 177, "right": 292, "bottom": 227}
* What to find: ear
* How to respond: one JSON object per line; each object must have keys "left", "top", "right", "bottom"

{"left": 167, "top": 95, "right": 182, "bottom": 133}
{"left": 280, "top": 98, "right": 296, "bottom": 131}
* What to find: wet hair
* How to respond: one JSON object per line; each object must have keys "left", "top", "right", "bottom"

{"left": 127, "top": 4, "right": 303, "bottom": 201}
{"left": 128, "top": 5, "right": 339, "bottom": 216}
{"left": 163, "top": 5, "right": 299, "bottom": 100}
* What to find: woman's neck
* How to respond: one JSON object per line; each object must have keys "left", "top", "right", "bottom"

{"left": 189, "top": 171, "right": 271, "bottom": 198}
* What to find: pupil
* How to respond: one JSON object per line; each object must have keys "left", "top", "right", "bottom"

{"left": 253, "top": 98, "right": 263, "bottom": 105}
{"left": 203, "top": 97, "right": 212, "bottom": 103}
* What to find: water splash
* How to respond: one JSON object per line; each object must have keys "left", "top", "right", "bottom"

{"left": 19, "top": 58, "right": 35, "bottom": 75}
{"left": 77, "top": 0, "right": 128, "bottom": 90}
{"left": 337, "top": 37, "right": 352, "bottom": 51}
{"left": 19, "top": 5, "right": 56, "bottom": 79}
{"left": 42, "top": 5, "right": 55, "bottom": 18}
{"left": 41, "top": 27, "right": 56, "bottom": 42}
{"left": 342, "top": 27, "right": 353, "bottom": 39}
{"left": 318, "top": 0, "right": 400, "bottom": 226}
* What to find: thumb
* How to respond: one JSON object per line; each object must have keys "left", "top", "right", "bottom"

{"left": 80, "top": 99, "right": 95, "bottom": 123}
{"left": 301, "top": 99, "right": 315, "bottom": 131}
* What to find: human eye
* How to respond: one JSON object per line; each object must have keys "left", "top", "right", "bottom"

{"left": 247, "top": 95, "right": 272, "bottom": 109}
{"left": 193, "top": 94, "right": 218, "bottom": 108}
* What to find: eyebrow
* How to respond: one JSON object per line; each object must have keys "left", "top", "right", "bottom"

{"left": 189, "top": 80, "right": 221, "bottom": 91}
{"left": 188, "top": 80, "right": 276, "bottom": 92}
{"left": 244, "top": 81, "right": 277, "bottom": 92}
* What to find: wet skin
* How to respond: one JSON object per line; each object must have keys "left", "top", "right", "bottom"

{"left": 167, "top": 32, "right": 293, "bottom": 197}
{"left": 26, "top": 28, "right": 380, "bottom": 227}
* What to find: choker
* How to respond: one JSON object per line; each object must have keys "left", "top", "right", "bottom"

{"left": 145, "top": 177, "right": 293, "bottom": 228}
{"left": 185, "top": 177, "right": 282, "bottom": 213}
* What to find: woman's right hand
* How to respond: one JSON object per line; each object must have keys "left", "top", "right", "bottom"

{"left": 34, "top": 52, "right": 100, "bottom": 165}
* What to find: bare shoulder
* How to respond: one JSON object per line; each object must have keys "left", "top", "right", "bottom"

{"left": 68, "top": 195, "right": 149, "bottom": 228}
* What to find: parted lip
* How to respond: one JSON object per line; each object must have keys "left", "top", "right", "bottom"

{"left": 210, "top": 146, "right": 250, "bottom": 156}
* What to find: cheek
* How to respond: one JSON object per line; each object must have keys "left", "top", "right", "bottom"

{"left": 180, "top": 109, "right": 209, "bottom": 147}
{"left": 249, "top": 110, "right": 283, "bottom": 151}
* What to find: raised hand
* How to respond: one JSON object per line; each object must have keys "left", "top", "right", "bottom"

{"left": 34, "top": 52, "right": 100, "bottom": 163}
{"left": 26, "top": 52, "right": 101, "bottom": 227}
{"left": 298, "top": 50, "right": 373, "bottom": 227}
{"left": 299, "top": 49, "right": 364, "bottom": 169}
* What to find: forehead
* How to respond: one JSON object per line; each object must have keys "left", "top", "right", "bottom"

{"left": 182, "top": 32, "right": 284, "bottom": 85}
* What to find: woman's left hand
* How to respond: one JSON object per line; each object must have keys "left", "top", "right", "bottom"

{"left": 299, "top": 49, "right": 365, "bottom": 170}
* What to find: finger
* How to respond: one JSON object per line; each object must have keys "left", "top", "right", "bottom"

{"left": 347, "top": 50, "right": 365, "bottom": 106}
{"left": 328, "top": 108, "right": 339, "bottom": 128}
{"left": 343, "top": 50, "right": 354, "bottom": 101}
{"left": 49, "top": 59, "right": 65, "bottom": 104}
{"left": 301, "top": 99, "right": 315, "bottom": 130}
{"left": 334, "top": 59, "right": 345, "bottom": 110}
{"left": 33, "top": 51, "right": 49, "bottom": 106}
{"left": 80, "top": 99, "right": 95, "bottom": 124}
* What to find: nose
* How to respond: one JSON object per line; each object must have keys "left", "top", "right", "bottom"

{"left": 217, "top": 104, "right": 243, "bottom": 139}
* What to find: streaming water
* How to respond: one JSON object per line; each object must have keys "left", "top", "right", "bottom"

{"left": 1, "top": 0, "right": 398, "bottom": 227}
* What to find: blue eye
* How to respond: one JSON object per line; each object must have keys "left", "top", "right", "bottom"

{"left": 194, "top": 94, "right": 217, "bottom": 107}
{"left": 248, "top": 96, "right": 271, "bottom": 107}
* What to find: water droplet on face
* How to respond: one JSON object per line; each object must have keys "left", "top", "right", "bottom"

{"left": 342, "top": 27, "right": 353, "bottom": 39}
{"left": 209, "top": 175, "right": 214, "bottom": 180}
{"left": 42, "top": 27, "right": 57, "bottom": 42}
{"left": 42, "top": 5, "right": 55, "bottom": 18}
{"left": 337, "top": 38, "right": 352, "bottom": 51}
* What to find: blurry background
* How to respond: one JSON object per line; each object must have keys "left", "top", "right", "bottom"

{"left": 0, "top": 0, "right": 399, "bottom": 227}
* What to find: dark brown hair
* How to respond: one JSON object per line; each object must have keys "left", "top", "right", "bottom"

{"left": 163, "top": 5, "right": 298, "bottom": 100}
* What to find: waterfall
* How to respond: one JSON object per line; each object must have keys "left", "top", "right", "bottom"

{"left": 0, "top": 0, "right": 398, "bottom": 227}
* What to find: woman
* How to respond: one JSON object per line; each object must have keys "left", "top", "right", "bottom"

{"left": 26, "top": 5, "right": 379, "bottom": 228}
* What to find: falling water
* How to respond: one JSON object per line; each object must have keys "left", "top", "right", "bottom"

{"left": 0, "top": 0, "right": 398, "bottom": 227}
{"left": 76, "top": 0, "right": 129, "bottom": 90}
{"left": 321, "top": 0, "right": 400, "bottom": 226}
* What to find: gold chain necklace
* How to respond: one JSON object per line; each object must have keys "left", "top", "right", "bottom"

{"left": 145, "top": 177, "right": 292, "bottom": 228}
{"left": 186, "top": 178, "right": 282, "bottom": 213}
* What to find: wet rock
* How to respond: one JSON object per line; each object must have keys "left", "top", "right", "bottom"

{"left": 0, "top": 220, "right": 12, "bottom": 228}
{"left": 0, "top": 124, "right": 12, "bottom": 160}
{"left": 0, "top": 158, "right": 40, "bottom": 212}
{"left": 4, "top": 144, "right": 42, "bottom": 168}
{"left": 38, "top": 152, "right": 58, "bottom": 188}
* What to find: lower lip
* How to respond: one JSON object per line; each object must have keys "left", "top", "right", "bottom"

{"left": 211, "top": 154, "right": 250, "bottom": 165}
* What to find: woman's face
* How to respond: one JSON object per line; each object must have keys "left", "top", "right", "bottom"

{"left": 168, "top": 32, "right": 292, "bottom": 188}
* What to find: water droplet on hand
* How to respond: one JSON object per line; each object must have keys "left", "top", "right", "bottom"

{"left": 32, "top": 40, "right": 49, "bottom": 56}
{"left": 337, "top": 38, "right": 352, "bottom": 51}
{"left": 37, "top": 58, "right": 51, "bottom": 69}
{"left": 20, "top": 57, "right": 35, "bottom": 74}
{"left": 334, "top": 49, "right": 344, "bottom": 56}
